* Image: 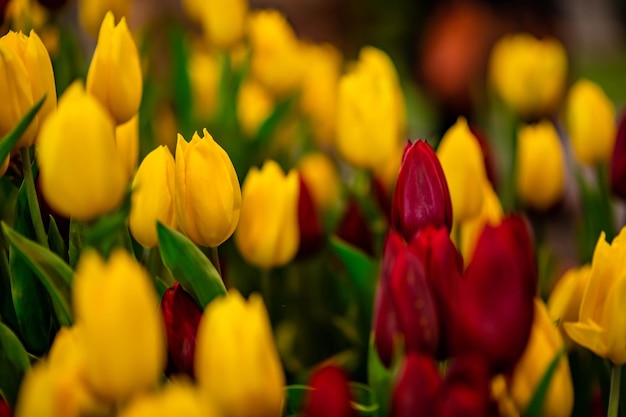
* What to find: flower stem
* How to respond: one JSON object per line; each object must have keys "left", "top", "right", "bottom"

{"left": 608, "top": 365, "right": 622, "bottom": 417}
{"left": 20, "top": 147, "right": 48, "bottom": 247}
{"left": 209, "top": 246, "right": 222, "bottom": 277}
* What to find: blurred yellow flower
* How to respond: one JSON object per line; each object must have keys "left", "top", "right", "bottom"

{"left": 86, "top": 11, "right": 142, "bottom": 125}
{"left": 195, "top": 291, "right": 285, "bottom": 417}
{"left": 489, "top": 33, "right": 567, "bottom": 117}
{"left": 118, "top": 382, "right": 216, "bottom": 417}
{"left": 175, "top": 129, "right": 241, "bottom": 247}
{"left": 297, "top": 152, "right": 341, "bottom": 213}
{"left": 115, "top": 113, "right": 139, "bottom": 180}
{"left": 565, "top": 79, "right": 616, "bottom": 166}
{"left": 235, "top": 160, "right": 299, "bottom": 269}
{"left": 5, "top": 0, "right": 48, "bottom": 33}
{"left": 38, "top": 81, "right": 127, "bottom": 221}
{"left": 130, "top": 146, "right": 177, "bottom": 248}
{"left": 78, "top": 0, "right": 131, "bottom": 37}
{"left": 200, "top": 0, "right": 248, "bottom": 48}
{"left": 72, "top": 249, "right": 166, "bottom": 401}
{"left": 237, "top": 79, "right": 274, "bottom": 137}
{"left": 188, "top": 46, "right": 221, "bottom": 122}
{"left": 460, "top": 180, "right": 503, "bottom": 262}
{"left": 516, "top": 120, "right": 566, "bottom": 211}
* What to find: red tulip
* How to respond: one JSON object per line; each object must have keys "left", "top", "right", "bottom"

{"left": 392, "top": 140, "right": 452, "bottom": 241}
{"left": 160, "top": 282, "right": 203, "bottom": 379}
{"left": 611, "top": 113, "right": 626, "bottom": 199}
{"left": 0, "top": 397, "right": 11, "bottom": 417}
{"left": 336, "top": 198, "right": 375, "bottom": 256}
{"left": 390, "top": 353, "right": 441, "bottom": 417}
{"left": 302, "top": 365, "right": 355, "bottom": 417}
{"left": 297, "top": 176, "right": 324, "bottom": 258}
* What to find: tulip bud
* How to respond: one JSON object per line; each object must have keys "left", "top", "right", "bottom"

{"left": 130, "top": 146, "right": 177, "bottom": 248}
{"left": 565, "top": 79, "right": 616, "bottom": 166}
{"left": 0, "top": 29, "right": 56, "bottom": 149}
{"left": 86, "top": 11, "right": 142, "bottom": 125}
{"left": 392, "top": 140, "right": 453, "bottom": 241}
{"left": 390, "top": 353, "right": 441, "bottom": 417}
{"left": 610, "top": 113, "right": 626, "bottom": 199}
{"left": 38, "top": 81, "right": 127, "bottom": 221}
{"left": 195, "top": 291, "right": 285, "bottom": 417}
{"left": 78, "top": 0, "right": 132, "bottom": 37}
{"left": 336, "top": 198, "right": 374, "bottom": 256}
{"left": 115, "top": 113, "right": 139, "bottom": 180}
{"left": 175, "top": 129, "right": 241, "bottom": 248}
{"left": 297, "top": 152, "right": 341, "bottom": 213}
{"left": 199, "top": 0, "right": 247, "bottom": 48}
{"left": 72, "top": 249, "right": 166, "bottom": 401}
{"left": 302, "top": 365, "right": 355, "bottom": 417}
{"left": 237, "top": 79, "right": 274, "bottom": 137}
{"left": 297, "top": 176, "right": 324, "bottom": 258}
{"left": 189, "top": 46, "right": 221, "bottom": 122}
{"left": 235, "top": 160, "right": 299, "bottom": 268}
{"left": 117, "top": 382, "right": 213, "bottom": 417}
{"left": 160, "top": 283, "right": 203, "bottom": 379}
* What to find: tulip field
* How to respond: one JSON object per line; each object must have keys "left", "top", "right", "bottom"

{"left": 1, "top": 0, "right": 626, "bottom": 417}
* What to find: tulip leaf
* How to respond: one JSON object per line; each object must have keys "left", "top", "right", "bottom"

{"left": 47, "top": 215, "right": 66, "bottom": 261}
{"left": 350, "top": 382, "right": 380, "bottom": 416}
{"left": 367, "top": 335, "right": 393, "bottom": 417}
{"left": 0, "top": 95, "right": 45, "bottom": 165}
{"left": 157, "top": 223, "right": 226, "bottom": 309}
{"left": 68, "top": 218, "right": 83, "bottom": 268}
{"left": 523, "top": 348, "right": 565, "bottom": 417}
{"left": 253, "top": 95, "right": 296, "bottom": 148}
{"left": 168, "top": 25, "right": 193, "bottom": 138}
{"left": 283, "top": 384, "right": 311, "bottom": 416}
{"left": 0, "top": 322, "right": 30, "bottom": 407}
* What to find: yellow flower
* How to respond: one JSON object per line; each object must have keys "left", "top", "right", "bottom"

{"left": 237, "top": 79, "right": 274, "bottom": 137}
{"left": 565, "top": 79, "right": 616, "bottom": 166}
{"left": 510, "top": 299, "right": 573, "bottom": 417}
{"left": 86, "top": 11, "right": 142, "bottom": 125}
{"left": 516, "top": 120, "right": 566, "bottom": 211}
{"left": 175, "top": 129, "right": 241, "bottom": 247}
{"left": 115, "top": 113, "right": 139, "bottom": 180}
{"left": 297, "top": 152, "right": 340, "bottom": 213}
{"left": 548, "top": 265, "right": 591, "bottom": 326}
{"left": 460, "top": 180, "right": 503, "bottom": 262}
{"left": 489, "top": 33, "right": 567, "bottom": 117}
{"left": 78, "top": 0, "right": 132, "bottom": 37}
{"left": 188, "top": 46, "right": 220, "bottom": 121}
{"left": 130, "top": 146, "right": 177, "bottom": 248}
{"left": 118, "top": 382, "right": 216, "bottom": 417}
{"left": 235, "top": 160, "right": 299, "bottom": 269}
{"left": 199, "top": 0, "right": 248, "bottom": 48}
{"left": 38, "top": 81, "right": 127, "bottom": 221}
{"left": 437, "top": 117, "right": 487, "bottom": 222}
{"left": 195, "top": 291, "right": 285, "bottom": 417}
{"left": 564, "top": 228, "right": 626, "bottom": 364}
{"left": 248, "top": 9, "right": 302, "bottom": 97}
{"left": 336, "top": 46, "right": 403, "bottom": 171}
{"left": 0, "top": 29, "right": 56, "bottom": 149}
{"left": 72, "top": 249, "right": 166, "bottom": 401}
{"left": 5, "top": 0, "right": 48, "bottom": 33}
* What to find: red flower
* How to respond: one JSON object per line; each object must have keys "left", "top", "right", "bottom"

{"left": 0, "top": 396, "right": 11, "bottom": 417}
{"left": 302, "top": 365, "right": 355, "bottom": 417}
{"left": 297, "top": 176, "right": 324, "bottom": 258}
{"left": 390, "top": 353, "right": 441, "bottom": 417}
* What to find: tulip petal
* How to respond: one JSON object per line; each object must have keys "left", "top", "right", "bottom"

{"left": 601, "top": 273, "right": 626, "bottom": 365}
{"left": 563, "top": 321, "right": 608, "bottom": 359}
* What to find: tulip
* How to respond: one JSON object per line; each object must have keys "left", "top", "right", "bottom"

{"left": 235, "top": 160, "right": 299, "bottom": 268}
{"left": 77, "top": 0, "right": 131, "bottom": 37}
{"left": 336, "top": 198, "right": 375, "bottom": 256}
{"left": 489, "top": 33, "right": 567, "bottom": 117}
{"left": 437, "top": 117, "right": 487, "bottom": 223}
{"left": 565, "top": 79, "right": 615, "bottom": 166}
{"left": 72, "top": 249, "right": 166, "bottom": 400}
{"left": 237, "top": 79, "right": 274, "bottom": 137}
{"left": 392, "top": 140, "right": 453, "bottom": 241}
{"left": 38, "top": 81, "right": 127, "bottom": 221}
{"left": 175, "top": 129, "right": 241, "bottom": 247}
{"left": 297, "top": 176, "right": 323, "bottom": 258}
{"left": 611, "top": 113, "right": 626, "bottom": 198}
{"left": 188, "top": 46, "right": 220, "bottom": 122}
{"left": 302, "top": 365, "right": 355, "bottom": 417}
{"left": 195, "top": 291, "right": 285, "bottom": 417}
{"left": 548, "top": 265, "right": 590, "bottom": 328}
{"left": 390, "top": 353, "right": 441, "bottom": 417}
{"left": 297, "top": 152, "right": 340, "bottom": 213}
{"left": 115, "top": 113, "right": 139, "bottom": 180}
{"left": 198, "top": 0, "right": 247, "bottom": 48}
{"left": 130, "top": 146, "right": 177, "bottom": 248}
{"left": 516, "top": 120, "right": 566, "bottom": 210}
{"left": 459, "top": 180, "right": 503, "bottom": 262}
{"left": 118, "top": 382, "right": 214, "bottom": 417}
{"left": 0, "top": 29, "right": 56, "bottom": 149}
{"left": 564, "top": 227, "right": 626, "bottom": 364}
{"left": 86, "top": 11, "right": 142, "bottom": 125}
{"left": 0, "top": 397, "right": 9, "bottom": 417}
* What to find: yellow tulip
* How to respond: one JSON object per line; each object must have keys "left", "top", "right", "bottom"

{"left": 5, "top": 0, "right": 48, "bottom": 33}
{"left": 237, "top": 79, "right": 274, "bottom": 137}
{"left": 437, "top": 117, "right": 487, "bottom": 222}
{"left": 195, "top": 291, "right": 285, "bottom": 417}
{"left": 548, "top": 265, "right": 591, "bottom": 326}
{"left": 72, "top": 249, "right": 166, "bottom": 401}
{"left": 188, "top": 46, "right": 220, "bottom": 121}
{"left": 565, "top": 79, "right": 616, "bottom": 166}
{"left": 199, "top": 0, "right": 248, "bottom": 48}
{"left": 86, "top": 11, "right": 142, "bottom": 125}
{"left": 460, "top": 180, "right": 503, "bottom": 262}
{"left": 297, "top": 152, "right": 340, "bottom": 213}
{"left": 130, "top": 146, "right": 177, "bottom": 248}
{"left": 78, "top": 0, "right": 132, "bottom": 37}
{"left": 489, "top": 33, "right": 567, "bottom": 117}
{"left": 118, "top": 382, "right": 216, "bottom": 417}
{"left": 564, "top": 228, "right": 626, "bottom": 364}
{"left": 516, "top": 120, "right": 566, "bottom": 210}
{"left": 115, "top": 113, "right": 139, "bottom": 180}
{"left": 336, "top": 46, "right": 403, "bottom": 171}
{"left": 0, "top": 29, "right": 56, "bottom": 149}
{"left": 38, "top": 81, "right": 127, "bottom": 221}
{"left": 235, "top": 160, "right": 299, "bottom": 269}
{"left": 175, "top": 129, "right": 241, "bottom": 247}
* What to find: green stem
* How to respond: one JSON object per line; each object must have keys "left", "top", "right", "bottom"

{"left": 608, "top": 365, "right": 622, "bottom": 417}
{"left": 20, "top": 147, "right": 47, "bottom": 247}
{"left": 209, "top": 246, "right": 222, "bottom": 277}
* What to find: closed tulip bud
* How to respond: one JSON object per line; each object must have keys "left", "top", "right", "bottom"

{"left": 336, "top": 46, "right": 403, "bottom": 171}
{"left": 459, "top": 181, "right": 503, "bottom": 262}
{"left": 392, "top": 140, "right": 453, "bottom": 241}
{"left": 86, "top": 12, "right": 142, "bottom": 125}
{"left": 0, "top": 29, "right": 56, "bottom": 149}
{"left": 438, "top": 117, "right": 487, "bottom": 223}
{"left": 297, "top": 152, "right": 340, "bottom": 213}
{"left": 489, "top": 33, "right": 567, "bottom": 117}
{"left": 611, "top": 113, "right": 626, "bottom": 199}
{"left": 199, "top": 0, "right": 247, "bottom": 48}
{"left": 195, "top": 291, "right": 285, "bottom": 417}
{"left": 565, "top": 79, "right": 616, "bottom": 166}
{"left": 38, "top": 81, "right": 127, "bottom": 221}
{"left": 235, "top": 160, "right": 299, "bottom": 268}
{"left": 336, "top": 198, "right": 375, "bottom": 256}
{"left": 78, "top": 0, "right": 131, "bottom": 37}
{"left": 72, "top": 250, "right": 166, "bottom": 401}
{"left": 130, "top": 146, "right": 177, "bottom": 248}
{"left": 116, "top": 113, "right": 139, "bottom": 179}
{"left": 175, "top": 129, "right": 241, "bottom": 247}
{"left": 118, "top": 382, "right": 215, "bottom": 417}
{"left": 189, "top": 46, "right": 220, "bottom": 122}
{"left": 302, "top": 365, "right": 355, "bottom": 417}
{"left": 237, "top": 79, "right": 274, "bottom": 137}
{"left": 390, "top": 353, "right": 441, "bottom": 417}
{"left": 564, "top": 227, "right": 626, "bottom": 364}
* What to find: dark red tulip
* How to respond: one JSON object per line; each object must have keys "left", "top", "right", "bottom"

{"left": 390, "top": 353, "right": 441, "bottom": 417}
{"left": 392, "top": 140, "right": 453, "bottom": 241}
{"left": 160, "top": 282, "right": 203, "bottom": 379}
{"left": 0, "top": 396, "right": 11, "bottom": 417}
{"left": 297, "top": 176, "right": 324, "bottom": 258}
{"left": 302, "top": 365, "right": 355, "bottom": 417}
{"left": 611, "top": 113, "right": 626, "bottom": 199}
{"left": 336, "top": 198, "right": 375, "bottom": 256}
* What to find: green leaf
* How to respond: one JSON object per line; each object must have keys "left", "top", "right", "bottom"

{"left": 157, "top": 223, "right": 226, "bottom": 309}
{"left": 350, "top": 382, "right": 380, "bottom": 416}
{"left": 47, "top": 215, "right": 66, "bottom": 261}
{"left": 0, "top": 95, "right": 45, "bottom": 164}
{"left": 81, "top": 192, "right": 134, "bottom": 260}
{"left": 169, "top": 24, "right": 193, "bottom": 138}
{"left": 523, "top": 348, "right": 565, "bottom": 417}
{"left": 283, "top": 384, "right": 311, "bottom": 416}
{"left": 68, "top": 218, "right": 83, "bottom": 268}
{"left": 367, "top": 335, "right": 393, "bottom": 417}
{"left": 253, "top": 95, "right": 296, "bottom": 148}
{"left": 0, "top": 322, "right": 30, "bottom": 407}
